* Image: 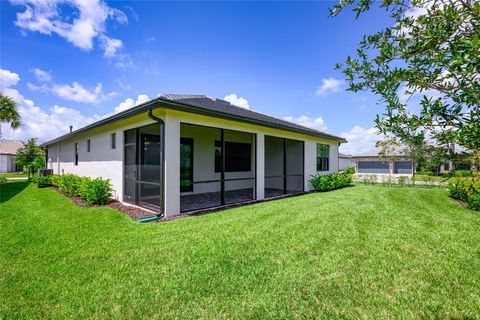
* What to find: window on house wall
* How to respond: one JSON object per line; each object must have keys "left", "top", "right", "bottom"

{"left": 316, "top": 144, "right": 329, "bottom": 171}
{"left": 214, "top": 141, "right": 251, "bottom": 172}
{"left": 87, "top": 139, "right": 91, "bottom": 152}
{"left": 111, "top": 133, "right": 116, "bottom": 149}
{"left": 74, "top": 143, "right": 79, "bottom": 166}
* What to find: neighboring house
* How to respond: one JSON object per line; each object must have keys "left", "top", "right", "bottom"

{"left": 352, "top": 148, "right": 414, "bottom": 175}
{"left": 0, "top": 139, "right": 23, "bottom": 173}
{"left": 338, "top": 153, "right": 355, "bottom": 171}
{"left": 42, "top": 94, "right": 346, "bottom": 217}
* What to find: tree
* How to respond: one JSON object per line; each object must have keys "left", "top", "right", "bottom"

{"left": 15, "top": 138, "right": 45, "bottom": 178}
{"left": 0, "top": 93, "right": 21, "bottom": 137}
{"left": 330, "top": 0, "right": 480, "bottom": 154}
{"left": 376, "top": 137, "right": 402, "bottom": 185}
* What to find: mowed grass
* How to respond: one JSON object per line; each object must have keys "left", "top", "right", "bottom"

{"left": 0, "top": 172, "right": 27, "bottom": 178}
{"left": 1, "top": 182, "right": 479, "bottom": 319}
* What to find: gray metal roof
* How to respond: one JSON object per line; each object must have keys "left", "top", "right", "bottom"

{"left": 42, "top": 94, "right": 346, "bottom": 146}
{"left": 352, "top": 148, "right": 408, "bottom": 158}
{"left": 161, "top": 94, "right": 346, "bottom": 141}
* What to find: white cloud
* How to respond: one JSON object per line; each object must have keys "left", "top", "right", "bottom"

{"left": 27, "top": 68, "right": 116, "bottom": 104}
{"left": 315, "top": 77, "right": 343, "bottom": 96}
{"left": 282, "top": 115, "right": 327, "bottom": 131}
{"left": 339, "top": 125, "right": 380, "bottom": 155}
{"left": 32, "top": 67, "right": 52, "bottom": 82}
{"left": 1, "top": 69, "right": 100, "bottom": 142}
{"left": 99, "top": 34, "right": 123, "bottom": 57}
{"left": 114, "top": 94, "right": 150, "bottom": 113}
{"left": 224, "top": 93, "right": 250, "bottom": 109}
{"left": 53, "top": 82, "right": 114, "bottom": 104}
{"left": 11, "top": 0, "right": 127, "bottom": 57}
{"left": 0, "top": 69, "right": 21, "bottom": 89}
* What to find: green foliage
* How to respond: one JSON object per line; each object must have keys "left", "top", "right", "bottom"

{"left": 467, "top": 194, "right": 480, "bottom": 211}
{"left": 344, "top": 166, "right": 355, "bottom": 174}
{"left": 397, "top": 176, "right": 410, "bottom": 186}
{"left": 15, "top": 138, "right": 45, "bottom": 178}
{"left": 0, "top": 176, "right": 7, "bottom": 185}
{"left": 78, "top": 177, "right": 113, "bottom": 205}
{"left": 331, "top": 0, "right": 480, "bottom": 153}
{"left": 447, "top": 177, "right": 480, "bottom": 210}
{"left": 309, "top": 172, "right": 352, "bottom": 191}
{"left": 451, "top": 170, "right": 474, "bottom": 177}
{"left": 40, "top": 174, "right": 113, "bottom": 205}
{"left": 56, "top": 174, "right": 83, "bottom": 197}
{"left": 31, "top": 175, "right": 52, "bottom": 188}
{"left": 0, "top": 93, "right": 20, "bottom": 137}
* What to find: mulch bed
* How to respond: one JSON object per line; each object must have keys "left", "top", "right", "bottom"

{"left": 452, "top": 198, "right": 467, "bottom": 209}
{"left": 48, "top": 186, "right": 155, "bottom": 220}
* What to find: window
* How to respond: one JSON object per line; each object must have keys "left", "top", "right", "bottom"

{"left": 180, "top": 138, "right": 194, "bottom": 192}
{"left": 111, "top": 133, "right": 116, "bottom": 149}
{"left": 87, "top": 139, "right": 91, "bottom": 152}
{"left": 316, "top": 144, "right": 329, "bottom": 171}
{"left": 74, "top": 143, "right": 79, "bottom": 166}
{"left": 214, "top": 141, "right": 251, "bottom": 172}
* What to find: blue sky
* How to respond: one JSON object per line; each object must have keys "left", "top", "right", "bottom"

{"left": 0, "top": 1, "right": 393, "bottom": 154}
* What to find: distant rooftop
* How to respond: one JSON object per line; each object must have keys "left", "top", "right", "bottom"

{"left": 352, "top": 147, "right": 408, "bottom": 158}
{"left": 0, "top": 139, "right": 24, "bottom": 155}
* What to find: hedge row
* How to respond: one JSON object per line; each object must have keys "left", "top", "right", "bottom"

{"left": 447, "top": 178, "right": 480, "bottom": 211}
{"left": 309, "top": 171, "right": 352, "bottom": 192}
{"left": 33, "top": 174, "right": 113, "bottom": 205}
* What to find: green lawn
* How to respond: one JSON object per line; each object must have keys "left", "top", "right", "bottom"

{"left": 1, "top": 182, "right": 479, "bottom": 319}
{"left": 0, "top": 172, "right": 27, "bottom": 178}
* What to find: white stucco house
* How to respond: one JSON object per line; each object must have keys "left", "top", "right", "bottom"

{"left": 42, "top": 94, "right": 346, "bottom": 218}
{"left": 0, "top": 139, "right": 23, "bottom": 173}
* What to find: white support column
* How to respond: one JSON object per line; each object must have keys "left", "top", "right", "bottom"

{"left": 56, "top": 142, "right": 60, "bottom": 174}
{"left": 163, "top": 114, "right": 180, "bottom": 217}
{"left": 256, "top": 133, "right": 265, "bottom": 200}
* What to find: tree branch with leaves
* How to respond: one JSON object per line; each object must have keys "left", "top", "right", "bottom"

{"left": 331, "top": 0, "right": 480, "bottom": 155}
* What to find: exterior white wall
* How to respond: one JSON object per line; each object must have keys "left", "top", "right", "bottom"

{"left": 46, "top": 112, "right": 165, "bottom": 201}
{"left": 46, "top": 108, "right": 342, "bottom": 217}
{"left": 0, "top": 154, "right": 16, "bottom": 173}
{"left": 339, "top": 157, "right": 355, "bottom": 171}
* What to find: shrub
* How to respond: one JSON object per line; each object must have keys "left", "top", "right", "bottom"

{"left": 310, "top": 172, "right": 352, "bottom": 192}
{"left": 397, "top": 176, "right": 410, "bottom": 187}
{"left": 448, "top": 177, "right": 480, "bottom": 211}
{"left": 344, "top": 167, "right": 355, "bottom": 174}
{"left": 79, "top": 177, "right": 113, "bottom": 205}
{"left": 467, "top": 194, "right": 480, "bottom": 211}
{"left": 452, "top": 170, "right": 474, "bottom": 177}
{"left": 0, "top": 176, "right": 7, "bottom": 185}
{"left": 57, "top": 174, "right": 83, "bottom": 197}
{"left": 38, "top": 173, "right": 113, "bottom": 205}
{"left": 447, "top": 183, "right": 469, "bottom": 202}
{"left": 32, "top": 175, "right": 52, "bottom": 188}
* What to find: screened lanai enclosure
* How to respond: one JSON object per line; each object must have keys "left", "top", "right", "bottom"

{"left": 124, "top": 123, "right": 163, "bottom": 212}
{"left": 180, "top": 123, "right": 256, "bottom": 212}
{"left": 264, "top": 136, "right": 304, "bottom": 198}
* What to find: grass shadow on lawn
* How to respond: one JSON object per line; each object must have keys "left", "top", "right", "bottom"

{"left": 0, "top": 181, "right": 29, "bottom": 204}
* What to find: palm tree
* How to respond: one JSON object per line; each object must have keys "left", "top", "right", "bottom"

{"left": 0, "top": 93, "right": 21, "bottom": 137}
